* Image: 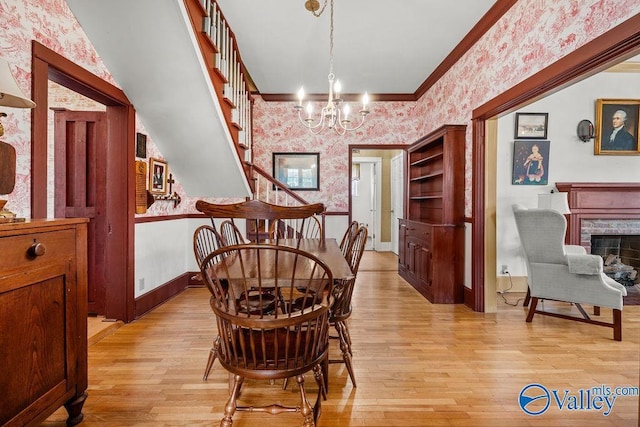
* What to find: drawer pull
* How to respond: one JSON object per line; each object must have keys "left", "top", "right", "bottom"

{"left": 28, "top": 242, "right": 46, "bottom": 258}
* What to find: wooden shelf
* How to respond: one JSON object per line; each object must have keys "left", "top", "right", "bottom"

{"left": 410, "top": 171, "right": 443, "bottom": 182}
{"left": 410, "top": 194, "right": 443, "bottom": 200}
{"left": 399, "top": 124, "right": 466, "bottom": 304}
{"left": 410, "top": 151, "right": 443, "bottom": 167}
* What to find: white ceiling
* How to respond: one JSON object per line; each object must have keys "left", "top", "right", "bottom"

{"left": 216, "top": 0, "right": 497, "bottom": 96}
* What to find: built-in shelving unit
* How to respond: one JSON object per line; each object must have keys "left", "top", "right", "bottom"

{"left": 398, "top": 125, "right": 466, "bottom": 303}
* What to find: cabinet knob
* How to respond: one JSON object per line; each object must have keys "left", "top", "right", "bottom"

{"left": 28, "top": 242, "right": 46, "bottom": 258}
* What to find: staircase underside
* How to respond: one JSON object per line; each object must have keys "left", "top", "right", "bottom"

{"left": 66, "top": 0, "right": 251, "bottom": 198}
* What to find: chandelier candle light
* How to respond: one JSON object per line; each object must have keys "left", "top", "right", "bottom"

{"left": 295, "top": 0, "right": 370, "bottom": 135}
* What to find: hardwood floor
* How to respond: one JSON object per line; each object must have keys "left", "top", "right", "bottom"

{"left": 44, "top": 252, "right": 640, "bottom": 426}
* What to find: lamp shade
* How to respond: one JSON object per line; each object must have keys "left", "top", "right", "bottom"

{"left": 0, "top": 57, "right": 35, "bottom": 108}
{"left": 538, "top": 192, "right": 570, "bottom": 214}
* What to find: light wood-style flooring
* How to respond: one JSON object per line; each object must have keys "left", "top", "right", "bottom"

{"left": 45, "top": 252, "right": 640, "bottom": 426}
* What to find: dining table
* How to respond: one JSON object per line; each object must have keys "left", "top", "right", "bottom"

{"left": 206, "top": 238, "right": 353, "bottom": 313}
{"left": 264, "top": 238, "right": 354, "bottom": 282}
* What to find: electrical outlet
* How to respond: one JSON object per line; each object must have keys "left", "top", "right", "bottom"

{"left": 501, "top": 264, "right": 509, "bottom": 275}
{"left": 138, "top": 278, "right": 145, "bottom": 291}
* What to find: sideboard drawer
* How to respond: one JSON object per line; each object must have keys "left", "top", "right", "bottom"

{"left": 0, "top": 229, "right": 75, "bottom": 269}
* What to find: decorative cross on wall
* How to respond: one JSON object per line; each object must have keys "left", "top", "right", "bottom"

{"left": 167, "top": 173, "right": 175, "bottom": 194}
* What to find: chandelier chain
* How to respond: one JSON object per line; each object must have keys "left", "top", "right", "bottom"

{"left": 329, "top": 0, "right": 334, "bottom": 76}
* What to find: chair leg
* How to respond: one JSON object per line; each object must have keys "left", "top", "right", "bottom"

{"left": 313, "top": 363, "right": 326, "bottom": 401}
{"left": 337, "top": 321, "right": 356, "bottom": 387}
{"left": 523, "top": 287, "right": 531, "bottom": 307}
{"left": 613, "top": 309, "right": 622, "bottom": 341}
{"left": 221, "top": 375, "right": 243, "bottom": 427}
{"left": 594, "top": 306, "right": 601, "bottom": 316}
{"left": 203, "top": 335, "right": 220, "bottom": 380}
{"left": 526, "top": 297, "right": 538, "bottom": 323}
{"left": 296, "top": 375, "right": 315, "bottom": 427}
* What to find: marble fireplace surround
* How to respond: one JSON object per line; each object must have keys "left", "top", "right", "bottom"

{"left": 556, "top": 183, "right": 640, "bottom": 253}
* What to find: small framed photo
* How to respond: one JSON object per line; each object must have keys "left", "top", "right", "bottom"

{"left": 594, "top": 99, "right": 640, "bottom": 155}
{"left": 149, "top": 157, "right": 168, "bottom": 195}
{"left": 272, "top": 152, "right": 320, "bottom": 191}
{"left": 514, "top": 112, "right": 548, "bottom": 139}
{"left": 136, "top": 133, "right": 147, "bottom": 158}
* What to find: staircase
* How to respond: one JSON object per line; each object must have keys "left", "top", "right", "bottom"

{"left": 66, "top": 0, "right": 253, "bottom": 198}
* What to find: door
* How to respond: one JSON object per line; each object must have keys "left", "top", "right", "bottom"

{"left": 54, "top": 109, "right": 108, "bottom": 315}
{"left": 390, "top": 153, "right": 404, "bottom": 254}
{"left": 351, "top": 160, "right": 381, "bottom": 250}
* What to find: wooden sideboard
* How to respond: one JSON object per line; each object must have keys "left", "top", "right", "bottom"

{"left": 398, "top": 125, "right": 465, "bottom": 303}
{"left": 0, "top": 219, "right": 88, "bottom": 426}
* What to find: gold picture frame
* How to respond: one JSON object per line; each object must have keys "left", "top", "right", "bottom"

{"left": 149, "top": 157, "right": 168, "bottom": 195}
{"left": 594, "top": 99, "right": 640, "bottom": 155}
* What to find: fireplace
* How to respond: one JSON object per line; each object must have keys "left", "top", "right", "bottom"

{"left": 556, "top": 182, "right": 640, "bottom": 287}
{"left": 591, "top": 234, "right": 640, "bottom": 286}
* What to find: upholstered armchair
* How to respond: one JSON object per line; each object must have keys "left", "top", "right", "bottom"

{"left": 512, "top": 205, "right": 627, "bottom": 341}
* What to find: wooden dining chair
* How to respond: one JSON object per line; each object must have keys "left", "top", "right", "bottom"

{"left": 193, "top": 225, "right": 224, "bottom": 380}
{"left": 195, "top": 199, "right": 326, "bottom": 244}
{"left": 269, "top": 215, "right": 322, "bottom": 240}
{"left": 329, "top": 225, "right": 368, "bottom": 387}
{"left": 199, "top": 244, "right": 333, "bottom": 427}
{"left": 219, "top": 219, "right": 245, "bottom": 246}
{"left": 339, "top": 220, "right": 359, "bottom": 257}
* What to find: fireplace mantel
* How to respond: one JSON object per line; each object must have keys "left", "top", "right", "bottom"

{"left": 556, "top": 182, "right": 640, "bottom": 246}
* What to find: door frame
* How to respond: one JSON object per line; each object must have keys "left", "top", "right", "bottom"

{"left": 469, "top": 15, "right": 640, "bottom": 312}
{"left": 390, "top": 152, "right": 404, "bottom": 254}
{"left": 31, "top": 41, "right": 136, "bottom": 322}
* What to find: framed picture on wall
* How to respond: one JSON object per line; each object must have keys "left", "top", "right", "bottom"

{"left": 272, "top": 152, "right": 320, "bottom": 190}
{"left": 149, "top": 157, "right": 168, "bottom": 195}
{"left": 512, "top": 140, "right": 550, "bottom": 185}
{"left": 136, "top": 133, "right": 147, "bottom": 158}
{"left": 514, "top": 112, "right": 548, "bottom": 139}
{"left": 594, "top": 99, "right": 640, "bottom": 155}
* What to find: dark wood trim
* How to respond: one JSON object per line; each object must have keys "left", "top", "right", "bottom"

{"left": 134, "top": 272, "right": 191, "bottom": 319}
{"left": 260, "top": 93, "right": 417, "bottom": 103}
{"left": 415, "top": 0, "right": 517, "bottom": 100}
{"left": 470, "top": 119, "right": 485, "bottom": 312}
{"left": 463, "top": 286, "right": 473, "bottom": 309}
{"left": 470, "top": 16, "right": 640, "bottom": 312}
{"left": 134, "top": 210, "right": 351, "bottom": 224}
{"left": 31, "top": 41, "right": 135, "bottom": 323}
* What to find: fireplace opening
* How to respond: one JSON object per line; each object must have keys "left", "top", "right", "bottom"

{"left": 590, "top": 235, "right": 640, "bottom": 286}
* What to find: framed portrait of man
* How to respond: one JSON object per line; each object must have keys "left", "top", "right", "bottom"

{"left": 594, "top": 99, "right": 640, "bottom": 155}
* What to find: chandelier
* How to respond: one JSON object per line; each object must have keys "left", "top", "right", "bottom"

{"left": 294, "top": 0, "right": 370, "bottom": 135}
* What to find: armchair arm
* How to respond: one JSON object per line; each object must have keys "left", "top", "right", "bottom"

{"left": 566, "top": 253, "right": 603, "bottom": 275}
{"left": 564, "top": 245, "right": 587, "bottom": 255}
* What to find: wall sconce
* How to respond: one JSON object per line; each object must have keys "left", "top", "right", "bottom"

{"left": 576, "top": 119, "right": 594, "bottom": 142}
{"left": 0, "top": 56, "right": 36, "bottom": 219}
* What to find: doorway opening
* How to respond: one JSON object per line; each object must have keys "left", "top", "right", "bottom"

{"left": 32, "top": 41, "right": 135, "bottom": 322}
{"left": 349, "top": 145, "right": 406, "bottom": 254}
